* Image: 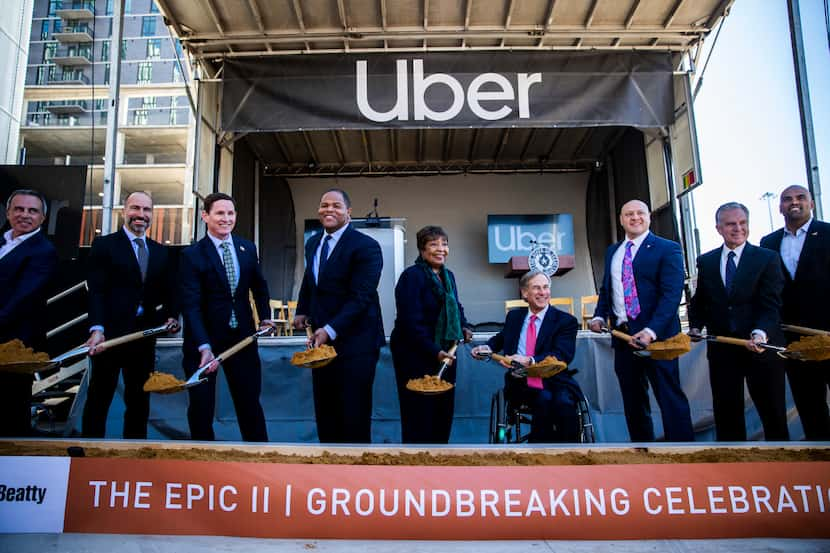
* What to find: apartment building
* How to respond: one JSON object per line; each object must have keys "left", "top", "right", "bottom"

{"left": 20, "top": 0, "right": 193, "bottom": 245}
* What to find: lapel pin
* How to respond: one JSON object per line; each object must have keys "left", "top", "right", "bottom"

{"left": 811, "top": 232, "right": 818, "bottom": 236}
{"left": 240, "top": 246, "right": 246, "bottom": 252}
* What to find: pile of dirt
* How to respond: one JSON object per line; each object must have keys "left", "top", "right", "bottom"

{"left": 2, "top": 440, "right": 828, "bottom": 465}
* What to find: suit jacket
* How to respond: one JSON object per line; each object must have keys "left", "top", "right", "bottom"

{"left": 296, "top": 224, "right": 384, "bottom": 357}
{"left": 180, "top": 234, "right": 270, "bottom": 352}
{"left": 593, "top": 232, "right": 684, "bottom": 340}
{"left": 0, "top": 230, "right": 58, "bottom": 350}
{"left": 389, "top": 263, "right": 469, "bottom": 378}
{"left": 760, "top": 219, "right": 830, "bottom": 329}
{"left": 488, "top": 306, "right": 578, "bottom": 367}
{"left": 688, "top": 243, "right": 784, "bottom": 345}
{"left": 87, "top": 229, "right": 177, "bottom": 338}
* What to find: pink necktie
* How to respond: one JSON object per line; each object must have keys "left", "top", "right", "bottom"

{"left": 525, "top": 314, "right": 543, "bottom": 389}
{"left": 622, "top": 241, "right": 641, "bottom": 320}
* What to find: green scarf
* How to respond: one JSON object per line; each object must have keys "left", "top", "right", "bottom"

{"left": 415, "top": 255, "right": 463, "bottom": 350}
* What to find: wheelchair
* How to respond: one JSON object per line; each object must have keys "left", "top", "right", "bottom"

{"left": 488, "top": 368, "right": 595, "bottom": 444}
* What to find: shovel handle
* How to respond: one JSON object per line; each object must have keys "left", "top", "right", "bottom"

{"left": 214, "top": 328, "right": 271, "bottom": 364}
{"left": 782, "top": 324, "right": 830, "bottom": 336}
{"left": 436, "top": 342, "right": 459, "bottom": 379}
{"left": 706, "top": 335, "right": 751, "bottom": 347}
{"left": 603, "top": 328, "right": 648, "bottom": 350}
{"left": 99, "top": 324, "right": 170, "bottom": 350}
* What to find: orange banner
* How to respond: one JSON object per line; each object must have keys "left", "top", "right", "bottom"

{"left": 64, "top": 459, "right": 830, "bottom": 540}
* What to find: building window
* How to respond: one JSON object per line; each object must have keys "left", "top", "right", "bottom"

{"left": 122, "top": 39, "right": 128, "bottom": 58}
{"left": 106, "top": 0, "right": 112, "bottom": 15}
{"left": 36, "top": 66, "right": 47, "bottom": 85}
{"left": 132, "top": 109, "right": 148, "bottom": 125}
{"left": 141, "top": 16, "right": 156, "bottom": 37}
{"left": 95, "top": 99, "right": 105, "bottom": 111}
{"left": 146, "top": 38, "right": 161, "bottom": 59}
{"left": 43, "top": 43, "right": 57, "bottom": 62}
{"left": 172, "top": 61, "right": 183, "bottom": 82}
{"left": 47, "top": 0, "right": 60, "bottom": 16}
{"left": 142, "top": 96, "right": 157, "bottom": 108}
{"left": 41, "top": 21, "right": 49, "bottom": 40}
{"left": 150, "top": 1, "right": 159, "bottom": 13}
{"left": 101, "top": 41, "right": 109, "bottom": 61}
{"left": 104, "top": 63, "right": 110, "bottom": 84}
{"left": 53, "top": 19, "right": 63, "bottom": 33}
{"left": 137, "top": 61, "right": 152, "bottom": 83}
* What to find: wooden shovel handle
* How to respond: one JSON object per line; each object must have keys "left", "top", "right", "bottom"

{"left": 708, "top": 335, "right": 750, "bottom": 347}
{"left": 215, "top": 336, "right": 256, "bottom": 363}
{"left": 99, "top": 325, "right": 168, "bottom": 350}
{"left": 782, "top": 324, "right": 830, "bottom": 336}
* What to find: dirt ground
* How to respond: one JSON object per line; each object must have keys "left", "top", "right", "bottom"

{"left": 2, "top": 440, "right": 829, "bottom": 465}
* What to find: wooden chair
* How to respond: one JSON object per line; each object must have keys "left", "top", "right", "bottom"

{"left": 504, "top": 299, "right": 528, "bottom": 314}
{"left": 549, "top": 297, "right": 574, "bottom": 315}
{"left": 269, "top": 299, "right": 288, "bottom": 336}
{"left": 580, "top": 294, "right": 599, "bottom": 329}
{"left": 287, "top": 300, "right": 298, "bottom": 335}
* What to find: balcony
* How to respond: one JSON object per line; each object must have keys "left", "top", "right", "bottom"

{"left": 53, "top": 23, "right": 93, "bottom": 43}
{"left": 55, "top": 1, "right": 95, "bottom": 20}
{"left": 51, "top": 49, "right": 92, "bottom": 67}
{"left": 44, "top": 100, "right": 88, "bottom": 115}
{"left": 47, "top": 72, "right": 91, "bottom": 86}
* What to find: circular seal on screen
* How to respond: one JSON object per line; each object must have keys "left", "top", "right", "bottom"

{"left": 528, "top": 245, "right": 559, "bottom": 276}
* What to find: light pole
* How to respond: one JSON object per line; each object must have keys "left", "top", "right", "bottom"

{"left": 760, "top": 192, "right": 776, "bottom": 233}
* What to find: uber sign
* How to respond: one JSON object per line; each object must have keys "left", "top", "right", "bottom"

{"left": 487, "top": 214, "right": 574, "bottom": 263}
{"left": 356, "top": 59, "right": 541, "bottom": 122}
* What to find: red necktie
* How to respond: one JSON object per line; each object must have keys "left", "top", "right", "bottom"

{"left": 525, "top": 314, "right": 543, "bottom": 389}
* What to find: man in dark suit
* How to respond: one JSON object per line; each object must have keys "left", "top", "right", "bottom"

{"left": 0, "top": 189, "right": 58, "bottom": 437}
{"left": 589, "top": 199, "right": 694, "bottom": 442}
{"left": 472, "top": 271, "right": 581, "bottom": 442}
{"left": 83, "top": 191, "right": 179, "bottom": 439}
{"left": 180, "top": 192, "right": 276, "bottom": 442}
{"left": 293, "top": 188, "right": 384, "bottom": 443}
{"left": 760, "top": 185, "right": 830, "bottom": 440}
{"left": 689, "top": 201, "right": 788, "bottom": 441}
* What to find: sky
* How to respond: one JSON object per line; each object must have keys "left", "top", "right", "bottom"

{"left": 691, "top": 0, "right": 830, "bottom": 251}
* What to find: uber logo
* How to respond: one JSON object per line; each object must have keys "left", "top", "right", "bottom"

{"left": 356, "top": 59, "right": 542, "bottom": 122}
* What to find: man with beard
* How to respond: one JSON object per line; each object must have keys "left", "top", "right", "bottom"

{"left": 83, "top": 191, "right": 179, "bottom": 438}
{"left": 0, "top": 189, "right": 58, "bottom": 436}
{"left": 761, "top": 186, "right": 830, "bottom": 440}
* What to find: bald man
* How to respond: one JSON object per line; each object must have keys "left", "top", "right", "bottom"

{"left": 760, "top": 185, "right": 830, "bottom": 440}
{"left": 590, "top": 199, "right": 694, "bottom": 442}
{"left": 83, "top": 191, "right": 179, "bottom": 439}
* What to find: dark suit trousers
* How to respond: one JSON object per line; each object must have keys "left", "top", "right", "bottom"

{"left": 394, "top": 364, "right": 455, "bottom": 444}
{"left": 786, "top": 358, "right": 830, "bottom": 440}
{"left": 185, "top": 327, "right": 268, "bottom": 442}
{"left": 504, "top": 373, "right": 581, "bottom": 443}
{"left": 0, "top": 373, "right": 34, "bottom": 437}
{"left": 614, "top": 345, "right": 694, "bottom": 442}
{"left": 708, "top": 344, "right": 789, "bottom": 441}
{"left": 82, "top": 339, "right": 156, "bottom": 439}
{"left": 312, "top": 349, "right": 378, "bottom": 443}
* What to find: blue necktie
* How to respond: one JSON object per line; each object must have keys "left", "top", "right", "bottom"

{"left": 318, "top": 235, "right": 332, "bottom": 279}
{"left": 724, "top": 251, "right": 736, "bottom": 293}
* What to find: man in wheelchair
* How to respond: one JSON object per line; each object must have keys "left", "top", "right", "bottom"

{"left": 471, "top": 270, "right": 583, "bottom": 443}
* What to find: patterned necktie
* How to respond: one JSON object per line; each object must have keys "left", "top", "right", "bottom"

{"left": 525, "top": 314, "right": 543, "bottom": 390}
{"left": 135, "top": 238, "right": 148, "bottom": 282}
{"left": 220, "top": 242, "right": 238, "bottom": 328}
{"left": 318, "top": 234, "right": 332, "bottom": 281}
{"left": 622, "top": 241, "right": 641, "bottom": 320}
{"left": 724, "top": 250, "right": 737, "bottom": 293}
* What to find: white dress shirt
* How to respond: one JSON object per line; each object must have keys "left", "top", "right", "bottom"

{"left": 719, "top": 241, "right": 746, "bottom": 285}
{"left": 0, "top": 227, "right": 41, "bottom": 260}
{"left": 312, "top": 224, "right": 349, "bottom": 341}
{"left": 517, "top": 305, "right": 548, "bottom": 362}
{"left": 780, "top": 217, "right": 812, "bottom": 279}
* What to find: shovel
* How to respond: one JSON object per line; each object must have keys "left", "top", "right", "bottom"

{"left": 290, "top": 325, "right": 337, "bottom": 368}
{"left": 51, "top": 323, "right": 173, "bottom": 365}
{"left": 473, "top": 350, "right": 569, "bottom": 379}
{"left": 781, "top": 324, "right": 830, "bottom": 336}
{"left": 406, "top": 342, "right": 458, "bottom": 395}
{"left": 696, "top": 334, "right": 804, "bottom": 360}
{"left": 145, "top": 327, "right": 273, "bottom": 394}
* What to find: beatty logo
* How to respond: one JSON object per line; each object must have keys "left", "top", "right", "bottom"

{"left": 356, "top": 59, "right": 542, "bottom": 122}
{"left": 0, "top": 484, "right": 47, "bottom": 504}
